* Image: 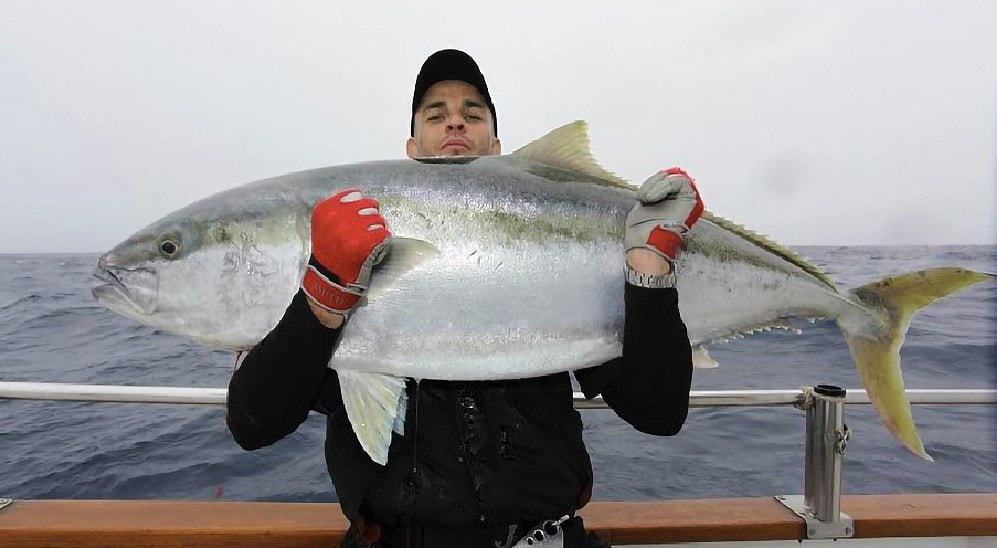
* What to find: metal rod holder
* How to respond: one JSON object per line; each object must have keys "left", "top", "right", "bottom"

{"left": 777, "top": 384, "right": 854, "bottom": 539}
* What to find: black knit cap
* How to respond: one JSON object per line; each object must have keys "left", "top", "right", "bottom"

{"left": 411, "top": 49, "right": 497, "bottom": 137}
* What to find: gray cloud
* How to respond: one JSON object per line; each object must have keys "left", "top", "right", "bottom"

{"left": 1, "top": 1, "right": 994, "bottom": 252}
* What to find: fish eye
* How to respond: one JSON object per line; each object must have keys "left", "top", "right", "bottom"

{"left": 159, "top": 239, "right": 180, "bottom": 258}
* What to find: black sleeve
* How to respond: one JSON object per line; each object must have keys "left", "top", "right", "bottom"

{"left": 573, "top": 284, "right": 693, "bottom": 436}
{"left": 226, "top": 290, "right": 344, "bottom": 450}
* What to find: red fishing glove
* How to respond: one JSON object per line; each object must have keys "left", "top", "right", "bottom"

{"left": 302, "top": 188, "right": 391, "bottom": 315}
{"left": 625, "top": 167, "right": 705, "bottom": 260}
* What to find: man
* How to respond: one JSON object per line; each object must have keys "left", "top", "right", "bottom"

{"left": 227, "top": 49, "right": 703, "bottom": 547}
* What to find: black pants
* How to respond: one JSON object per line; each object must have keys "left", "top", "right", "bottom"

{"left": 340, "top": 516, "right": 609, "bottom": 548}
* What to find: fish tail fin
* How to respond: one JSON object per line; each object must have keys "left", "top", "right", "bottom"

{"left": 838, "top": 267, "right": 992, "bottom": 460}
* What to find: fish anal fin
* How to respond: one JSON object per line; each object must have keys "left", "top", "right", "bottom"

{"left": 511, "top": 120, "right": 632, "bottom": 189}
{"left": 337, "top": 370, "right": 408, "bottom": 465}
{"left": 692, "top": 346, "right": 719, "bottom": 369}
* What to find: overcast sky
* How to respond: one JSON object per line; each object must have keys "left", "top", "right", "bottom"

{"left": 1, "top": 1, "right": 994, "bottom": 253}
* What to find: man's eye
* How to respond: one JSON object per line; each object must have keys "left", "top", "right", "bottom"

{"left": 467, "top": 114, "right": 482, "bottom": 121}
{"left": 427, "top": 115, "right": 443, "bottom": 122}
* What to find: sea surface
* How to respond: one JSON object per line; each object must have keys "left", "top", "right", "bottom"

{"left": 1, "top": 247, "right": 994, "bottom": 502}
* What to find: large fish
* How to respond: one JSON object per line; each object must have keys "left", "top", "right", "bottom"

{"left": 93, "top": 121, "right": 990, "bottom": 465}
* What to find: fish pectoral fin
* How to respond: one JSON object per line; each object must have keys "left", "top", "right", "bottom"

{"left": 364, "top": 237, "right": 439, "bottom": 304}
{"left": 337, "top": 370, "right": 408, "bottom": 465}
{"left": 691, "top": 346, "right": 719, "bottom": 369}
{"left": 392, "top": 389, "right": 408, "bottom": 436}
{"left": 511, "top": 120, "right": 633, "bottom": 189}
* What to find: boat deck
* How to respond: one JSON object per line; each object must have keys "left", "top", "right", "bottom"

{"left": 1, "top": 493, "right": 994, "bottom": 546}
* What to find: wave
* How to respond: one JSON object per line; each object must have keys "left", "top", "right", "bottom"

{"left": 0, "top": 293, "right": 42, "bottom": 311}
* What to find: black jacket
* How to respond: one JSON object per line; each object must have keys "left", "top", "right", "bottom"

{"left": 227, "top": 284, "right": 692, "bottom": 528}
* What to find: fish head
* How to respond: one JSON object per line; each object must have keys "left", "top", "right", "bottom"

{"left": 93, "top": 221, "right": 182, "bottom": 319}
{"left": 93, "top": 194, "right": 308, "bottom": 349}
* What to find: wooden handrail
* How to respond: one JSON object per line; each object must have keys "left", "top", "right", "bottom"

{"left": 0, "top": 494, "right": 994, "bottom": 546}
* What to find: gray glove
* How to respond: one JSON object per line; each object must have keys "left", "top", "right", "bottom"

{"left": 624, "top": 167, "right": 704, "bottom": 260}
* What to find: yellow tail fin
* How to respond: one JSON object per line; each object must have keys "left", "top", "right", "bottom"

{"left": 838, "top": 267, "right": 991, "bottom": 460}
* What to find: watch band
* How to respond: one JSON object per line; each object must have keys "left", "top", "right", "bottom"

{"left": 625, "top": 262, "right": 677, "bottom": 288}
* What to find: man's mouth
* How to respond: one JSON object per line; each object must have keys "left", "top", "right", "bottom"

{"left": 442, "top": 140, "right": 469, "bottom": 151}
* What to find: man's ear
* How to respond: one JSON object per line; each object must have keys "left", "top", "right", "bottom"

{"left": 405, "top": 137, "right": 418, "bottom": 159}
{"left": 490, "top": 138, "right": 502, "bottom": 156}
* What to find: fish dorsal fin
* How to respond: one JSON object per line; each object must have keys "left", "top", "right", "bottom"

{"left": 512, "top": 120, "right": 633, "bottom": 189}
{"left": 703, "top": 211, "right": 836, "bottom": 290}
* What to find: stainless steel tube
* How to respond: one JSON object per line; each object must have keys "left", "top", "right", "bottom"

{"left": 804, "top": 384, "right": 847, "bottom": 522}
{"left": 0, "top": 382, "right": 994, "bottom": 406}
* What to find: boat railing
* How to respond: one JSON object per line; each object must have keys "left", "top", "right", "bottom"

{"left": 0, "top": 381, "right": 993, "bottom": 407}
{"left": 1, "top": 381, "right": 993, "bottom": 541}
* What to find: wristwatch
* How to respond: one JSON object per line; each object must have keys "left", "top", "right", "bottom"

{"left": 625, "top": 262, "right": 677, "bottom": 288}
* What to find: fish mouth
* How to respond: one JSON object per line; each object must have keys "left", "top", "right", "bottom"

{"left": 92, "top": 264, "right": 123, "bottom": 288}
{"left": 92, "top": 262, "right": 159, "bottom": 315}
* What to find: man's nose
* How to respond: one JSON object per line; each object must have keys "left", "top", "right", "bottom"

{"left": 446, "top": 114, "right": 465, "bottom": 132}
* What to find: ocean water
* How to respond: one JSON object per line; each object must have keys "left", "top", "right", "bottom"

{"left": 0, "top": 246, "right": 994, "bottom": 503}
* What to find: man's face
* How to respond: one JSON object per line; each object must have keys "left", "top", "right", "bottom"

{"left": 407, "top": 80, "right": 501, "bottom": 158}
